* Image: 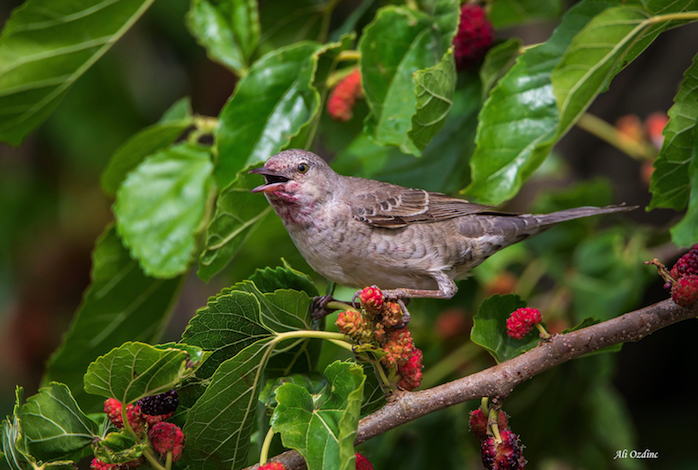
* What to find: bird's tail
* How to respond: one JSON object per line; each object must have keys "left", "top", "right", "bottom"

{"left": 531, "top": 204, "right": 637, "bottom": 226}
{"left": 473, "top": 204, "right": 637, "bottom": 247}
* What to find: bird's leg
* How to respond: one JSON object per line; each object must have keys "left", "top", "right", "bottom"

{"left": 380, "top": 271, "right": 458, "bottom": 300}
{"left": 376, "top": 273, "right": 456, "bottom": 327}
{"left": 396, "top": 299, "right": 411, "bottom": 328}
{"left": 310, "top": 294, "right": 341, "bottom": 320}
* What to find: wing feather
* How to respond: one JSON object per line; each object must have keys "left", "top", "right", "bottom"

{"left": 350, "top": 183, "right": 506, "bottom": 228}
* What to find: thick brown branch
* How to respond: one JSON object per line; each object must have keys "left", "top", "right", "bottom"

{"left": 247, "top": 299, "right": 696, "bottom": 470}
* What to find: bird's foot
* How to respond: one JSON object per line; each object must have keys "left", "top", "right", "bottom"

{"left": 395, "top": 299, "right": 411, "bottom": 328}
{"left": 310, "top": 294, "right": 340, "bottom": 321}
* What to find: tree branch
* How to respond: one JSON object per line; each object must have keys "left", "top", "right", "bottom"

{"left": 246, "top": 299, "right": 696, "bottom": 470}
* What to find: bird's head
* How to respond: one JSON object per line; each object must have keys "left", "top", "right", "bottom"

{"left": 249, "top": 149, "right": 339, "bottom": 211}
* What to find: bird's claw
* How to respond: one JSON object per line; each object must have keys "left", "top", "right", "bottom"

{"left": 395, "top": 299, "right": 411, "bottom": 328}
{"left": 311, "top": 294, "right": 339, "bottom": 321}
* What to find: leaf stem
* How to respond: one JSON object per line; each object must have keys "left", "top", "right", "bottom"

{"left": 337, "top": 50, "right": 360, "bottom": 62}
{"left": 327, "top": 300, "right": 358, "bottom": 312}
{"left": 327, "top": 65, "right": 358, "bottom": 89}
{"left": 259, "top": 427, "right": 276, "bottom": 465}
{"left": 328, "top": 338, "right": 356, "bottom": 352}
{"left": 165, "top": 450, "right": 173, "bottom": 470}
{"left": 535, "top": 323, "right": 550, "bottom": 339}
{"left": 368, "top": 358, "right": 392, "bottom": 389}
{"left": 576, "top": 112, "right": 656, "bottom": 161}
{"left": 273, "top": 330, "right": 348, "bottom": 343}
{"left": 143, "top": 449, "right": 167, "bottom": 470}
{"left": 647, "top": 11, "right": 698, "bottom": 23}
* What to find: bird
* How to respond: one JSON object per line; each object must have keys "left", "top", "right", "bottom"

{"left": 250, "top": 149, "right": 635, "bottom": 306}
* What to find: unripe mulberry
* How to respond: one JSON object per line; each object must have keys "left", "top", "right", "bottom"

{"left": 149, "top": 422, "right": 185, "bottom": 462}
{"left": 670, "top": 245, "right": 698, "bottom": 280}
{"left": 381, "top": 329, "right": 416, "bottom": 369}
{"left": 336, "top": 310, "right": 373, "bottom": 343}
{"left": 453, "top": 4, "right": 494, "bottom": 70}
{"left": 327, "top": 68, "right": 363, "bottom": 122}
{"left": 481, "top": 430, "right": 526, "bottom": 470}
{"left": 671, "top": 274, "right": 698, "bottom": 307}
{"left": 397, "top": 348, "right": 423, "bottom": 391}
{"left": 506, "top": 308, "right": 542, "bottom": 340}
{"left": 359, "top": 286, "right": 384, "bottom": 313}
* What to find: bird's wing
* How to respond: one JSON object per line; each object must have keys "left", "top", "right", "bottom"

{"left": 351, "top": 186, "right": 502, "bottom": 228}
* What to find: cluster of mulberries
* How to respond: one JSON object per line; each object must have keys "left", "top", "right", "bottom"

{"left": 327, "top": 68, "right": 363, "bottom": 122}
{"left": 649, "top": 246, "right": 698, "bottom": 307}
{"left": 505, "top": 307, "right": 542, "bottom": 340}
{"left": 336, "top": 286, "right": 423, "bottom": 391}
{"left": 105, "top": 390, "right": 179, "bottom": 435}
{"left": 453, "top": 4, "right": 494, "bottom": 70}
{"left": 668, "top": 246, "right": 698, "bottom": 307}
{"left": 469, "top": 408, "right": 525, "bottom": 470}
{"left": 99, "top": 390, "right": 184, "bottom": 467}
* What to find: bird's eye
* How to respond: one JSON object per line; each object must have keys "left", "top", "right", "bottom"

{"left": 297, "top": 163, "right": 309, "bottom": 174}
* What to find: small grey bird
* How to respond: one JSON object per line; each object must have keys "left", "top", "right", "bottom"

{"left": 250, "top": 149, "right": 634, "bottom": 302}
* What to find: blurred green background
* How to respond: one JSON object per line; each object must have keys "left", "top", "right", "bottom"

{"left": 1, "top": 1, "right": 697, "bottom": 468}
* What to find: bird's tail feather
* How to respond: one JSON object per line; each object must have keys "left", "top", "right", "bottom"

{"left": 531, "top": 204, "right": 637, "bottom": 226}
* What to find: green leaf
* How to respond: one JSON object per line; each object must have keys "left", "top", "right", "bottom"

{"left": 360, "top": 1, "right": 459, "bottom": 155}
{"left": 44, "top": 226, "right": 184, "bottom": 411}
{"left": 93, "top": 432, "right": 147, "bottom": 465}
{"left": 100, "top": 119, "right": 194, "bottom": 197}
{"left": 183, "top": 339, "right": 274, "bottom": 470}
{"left": 180, "top": 289, "right": 271, "bottom": 378}
{"left": 0, "top": 0, "right": 155, "bottom": 145}
{"left": 198, "top": 172, "right": 272, "bottom": 281}
{"left": 83, "top": 342, "right": 203, "bottom": 404}
{"left": 249, "top": 262, "right": 319, "bottom": 297}
{"left": 649, "top": 53, "right": 698, "bottom": 211}
{"left": 215, "top": 41, "right": 323, "bottom": 188}
{"left": 233, "top": 281, "right": 311, "bottom": 332}
{"left": 333, "top": 74, "right": 483, "bottom": 193}
{"left": 551, "top": 6, "right": 654, "bottom": 138}
{"left": 408, "top": 48, "right": 457, "bottom": 153}
{"left": 2, "top": 389, "right": 30, "bottom": 470}
{"left": 259, "top": 372, "right": 327, "bottom": 412}
{"left": 479, "top": 38, "right": 522, "bottom": 100}
{"left": 271, "top": 361, "right": 365, "bottom": 470}
{"left": 186, "top": 0, "right": 260, "bottom": 74}
{"left": 160, "top": 96, "right": 193, "bottom": 122}
{"left": 229, "top": 280, "right": 321, "bottom": 376}
{"left": 257, "top": 0, "right": 325, "bottom": 53}
{"left": 567, "top": 229, "right": 653, "bottom": 322}
{"left": 490, "top": 0, "right": 563, "bottom": 28}
{"left": 463, "top": 0, "right": 623, "bottom": 204}
{"left": 669, "top": 122, "right": 698, "bottom": 246}
{"left": 16, "top": 383, "right": 97, "bottom": 461}
{"left": 114, "top": 142, "right": 214, "bottom": 278}
{"left": 470, "top": 294, "right": 539, "bottom": 363}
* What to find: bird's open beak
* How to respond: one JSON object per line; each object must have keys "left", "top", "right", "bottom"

{"left": 249, "top": 167, "right": 290, "bottom": 193}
